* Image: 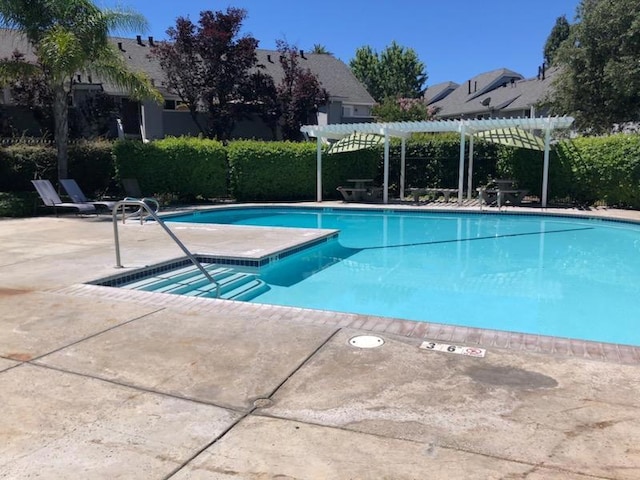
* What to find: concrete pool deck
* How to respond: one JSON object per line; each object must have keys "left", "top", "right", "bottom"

{"left": 1, "top": 202, "right": 640, "bottom": 479}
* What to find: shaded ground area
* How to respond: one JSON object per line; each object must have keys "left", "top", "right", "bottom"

{"left": 1, "top": 204, "right": 640, "bottom": 479}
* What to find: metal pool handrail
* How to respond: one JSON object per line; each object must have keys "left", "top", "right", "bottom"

{"left": 112, "top": 199, "right": 220, "bottom": 298}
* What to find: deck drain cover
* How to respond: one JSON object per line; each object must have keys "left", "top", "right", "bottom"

{"left": 349, "top": 335, "right": 384, "bottom": 348}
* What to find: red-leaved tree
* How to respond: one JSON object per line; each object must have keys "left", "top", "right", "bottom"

{"left": 276, "top": 40, "right": 328, "bottom": 141}
{"left": 153, "top": 8, "right": 277, "bottom": 140}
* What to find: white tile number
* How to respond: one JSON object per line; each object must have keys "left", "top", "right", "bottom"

{"left": 420, "top": 341, "right": 486, "bottom": 358}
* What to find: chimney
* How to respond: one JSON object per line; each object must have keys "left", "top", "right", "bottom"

{"left": 468, "top": 80, "right": 471, "bottom": 94}
{"left": 537, "top": 66, "right": 541, "bottom": 80}
{"left": 148, "top": 36, "right": 155, "bottom": 47}
{"left": 118, "top": 42, "right": 126, "bottom": 52}
{"left": 267, "top": 54, "right": 273, "bottom": 63}
{"left": 542, "top": 63, "right": 546, "bottom": 80}
{"left": 300, "top": 49, "right": 306, "bottom": 59}
{"left": 474, "top": 81, "right": 477, "bottom": 92}
{"left": 136, "top": 35, "right": 144, "bottom": 46}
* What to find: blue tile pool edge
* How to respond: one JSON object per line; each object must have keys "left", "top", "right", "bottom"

{"left": 55, "top": 283, "right": 640, "bottom": 365}
{"left": 89, "top": 232, "right": 338, "bottom": 288}
{"left": 158, "top": 203, "right": 640, "bottom": 227}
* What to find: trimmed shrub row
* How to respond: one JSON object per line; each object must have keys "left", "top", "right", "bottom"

{"left": 2, "top": 134, "right": 640, "bottom": 210}
{"left": 228, "top": 140, "right": 379, "bottom": 201}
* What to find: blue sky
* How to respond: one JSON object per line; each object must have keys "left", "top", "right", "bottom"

{"left": 100, "top": 0, "right": 580, "bottom": 86}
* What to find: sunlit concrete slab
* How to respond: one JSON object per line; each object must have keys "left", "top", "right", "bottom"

{"left": 38, "top": 307, "right": 338, "bottom": 410}
{"left": 0, "top": 364, "right": 240, "bottom": 479}
{"left": 261, "top": 329, "right": 640, "bottom": 479}
{"left": 171, "top": 415, "right": 578, "bottom": 479}
{"left": 0, "top": 290, "right": 161, "bottom": 361}
{"left": 0, "top": 216, "right": 334, "bottom": 289}
{"left": 0, "top": 358, "right": 18, "bottom": 371}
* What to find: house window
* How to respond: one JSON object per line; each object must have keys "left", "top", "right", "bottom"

{"left": 342, "top": 105, "right": 370, "bottom": 118}
{"left": 164, "top": 100, "right": 189, "bottom": 111}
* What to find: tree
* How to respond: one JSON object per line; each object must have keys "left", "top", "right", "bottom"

{"left": 153, "top": 8, "right": 276, "bottom": 141}
{"left": 372, "top": 97, "right": 438, "bottom": 122}
{"left": 350, "top": 41, "right": 427, "bottom": 102}
{"left": 7, "top": 51, "right": 54, "bottom": 134}
{"left": 547, "top": 0, "right": 640, "bottom": 132}
{"left": 311, "top": 44, "right": 331, "bottom": 55}
{"left": 0, "top": 0, "right": 161, "bottom": 180}
{"left": 276, "top": 40, "right": 328, "bottom": 141}
{"left": 543, "top": 15, "right": 571, "bottom": 66}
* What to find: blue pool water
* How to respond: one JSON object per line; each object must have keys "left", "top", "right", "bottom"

{"left": 166, "top": 207, "right": 640, "bottom": 346}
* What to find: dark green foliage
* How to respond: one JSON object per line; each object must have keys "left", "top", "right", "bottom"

{"left": 543, "top": 15, "right": 571, "bottom": 66}
{"left": 0, "top": 140, "right": 113, "bottom": 193}
{"left": 350, "top": 42, "right": 427, "bottom": 102}
{"left": 0, "top": 191, "right": 39, "bottom": 217}
{"left": 498, "top": 134, "right": 640, "bottom": 208}
{"left": 560, "top": 135, "right": 640, "bottom": 208}
{"left": 0, "top": 143, "right": 57, "bottom": 191}
{"left": 67, "top": 140, "right": 115, "bottom": 195}
{"left": 382, "top": 133, "right": 500, "bottom": 196}
{"left": 113, "top": 137, "right": 227, "bottom": 200}
{"left": 548, "top": 0, "right": 640, "bottom": 132}
{"left": 228, "top": 140, "right": 378, "bottom": 201}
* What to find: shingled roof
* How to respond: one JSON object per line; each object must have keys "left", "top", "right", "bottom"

{"left": 430, "top": 68, "right": 524, "bottom": 117}
{"left": 0, "top": 29, "right": 375, "bottom": 106}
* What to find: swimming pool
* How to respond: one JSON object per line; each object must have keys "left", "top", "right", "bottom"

{"left": 165, "top": 207, "right": 640, "bottom": 346}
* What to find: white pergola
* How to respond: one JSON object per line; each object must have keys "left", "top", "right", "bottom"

{"left": 301, "top": 116, "right": 574, "bottom": 208}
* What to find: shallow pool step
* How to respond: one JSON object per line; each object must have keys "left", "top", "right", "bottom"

{"left": 123, "top": 265, "right": 234, "bottom": 292}
{"left": 122, "top": 263, "right": 270, "bottom": 302}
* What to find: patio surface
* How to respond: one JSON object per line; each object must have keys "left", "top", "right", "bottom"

{"left": 1, "top": 202, "right": 640, "bottom": 479}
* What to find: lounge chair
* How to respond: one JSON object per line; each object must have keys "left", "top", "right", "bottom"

{"left": 121, "top": 178, "right": 144, "bottom": 198}
{"left": 120, "top": 178, "right": 160, "bottom": 214}
{"left": 60, "top": 179, "right": 117, "bottom": 211}
{"left": 31, "top": 179, "right": 96, "bottom": 215}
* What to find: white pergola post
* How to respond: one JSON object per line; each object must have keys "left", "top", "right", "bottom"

{"left": 541, "top": 123, "right": 552, "bottom": 208}
{"left": 467, "top": 134, "right": 475, "bottom": 200}
{"left": 400, "top": 137, "right": 406, "bottom": 201}
{"left": 383, "top": 129, "right": 390, "bottom": 204}
{"left": 316, "top": 136, "right": 323, "bottom": 202}
{"left": 457, "top": 125, "right": 466, "bottom": 205}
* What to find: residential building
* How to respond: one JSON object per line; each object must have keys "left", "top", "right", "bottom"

{"left": 428, "top": 66, "right": 556, "bottom": 120}
{"left": 0, "top": 29, "right": 375, "bottom": 140}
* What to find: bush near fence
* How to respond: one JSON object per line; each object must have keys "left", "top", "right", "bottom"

{"left": 381, "top": 133, "right": 501, "bottom": 195}
{"left": 3, "top": 134, "right": 640, "bottom": 215}
{"left": 113, "top": 137, "right": 227, "bottom": 200}
{"left": 497, "top": 134, "right": 640, "bottom": 209}
{"left": 227, "top": 140, "right": 379, "bottom": 201}
{"left": 0, "top": 140, "right": 113, "bottom": 194}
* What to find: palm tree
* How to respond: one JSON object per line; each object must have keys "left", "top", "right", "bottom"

{"left": 0, "top": 0, "right": 161, "bottom": 180}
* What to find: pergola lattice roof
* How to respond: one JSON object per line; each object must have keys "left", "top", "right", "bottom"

{"left": 300, "top": 116, "right": 575, "bottom": 207}
{"left": 301, "top": 116, "right": 575, "bottom": 140}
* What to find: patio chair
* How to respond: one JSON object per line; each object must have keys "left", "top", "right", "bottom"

{"left": 31, "top": 179, "right": 96, "bottom": 215}
{"left": 121, "top": 178, "right": 145, "bottom": 198}
{"left": 60, "top": 179, "right": 117, "bottom": 211}
{"left": 120, "top": 177, "right": 160, "bottom": 215}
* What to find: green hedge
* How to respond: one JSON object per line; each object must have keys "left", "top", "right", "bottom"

{"left": 0, "top": 143, "right": 57, "bottom": 192}
{"left": 0, "top": 140, "right": 113, "bottom": 195}
{"left": 113, "top": 137, "right": 227, "bottom": 199}
{"left": 497, "top": 134, "right": 640, "bottom": 208}
{"left": 228, "top": 140, "right": 379, "bottom": 201}
{"left": 382, "top": 133, "right": 501, "bottom": 195}
{"left": 3, "top": 134, "right": 640, "bottom": 214}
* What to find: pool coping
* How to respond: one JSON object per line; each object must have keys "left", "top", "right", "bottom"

{"left": 82, "top": 203, "right": 640, "bottom": 365}
{"left": 54, "top": 283, "right": 640, "bottom": 365}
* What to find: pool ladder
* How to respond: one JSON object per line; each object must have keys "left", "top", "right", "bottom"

{"left": 111, "top": 199, "right": 221, "bottom": 298}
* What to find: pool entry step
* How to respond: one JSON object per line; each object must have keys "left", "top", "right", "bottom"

{"left": 122, "top": 264, "right": 270, "bottom": 301}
